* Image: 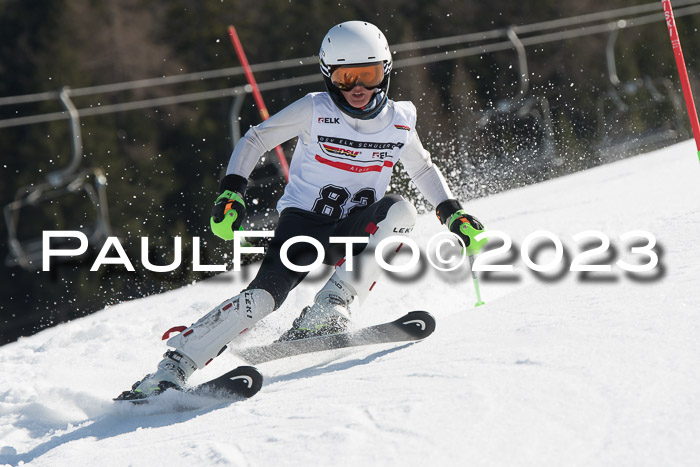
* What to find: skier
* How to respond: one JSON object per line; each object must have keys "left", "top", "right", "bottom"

{"left": 122, "top": 21, "right": 486, "bottom": 399}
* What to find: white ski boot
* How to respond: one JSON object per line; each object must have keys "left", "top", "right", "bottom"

{"left": 278, "top": 274, "right": 355, "bottom": 341}
{"left": 120, "top": 350, "right": 197, "bottom": 400}
{"left": 116, "top": 289, "right": 275, "bottom": 401}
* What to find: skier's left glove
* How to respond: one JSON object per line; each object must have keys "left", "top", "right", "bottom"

{"left": 436, "top": 199, "right": 488, "bottom": 256}
{"left": 210, "top": 174, "right": 248, "bottom": 241}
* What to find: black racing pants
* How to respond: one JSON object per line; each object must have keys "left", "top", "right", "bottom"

{"left": 246, "top": 194, "right": 406, "bottom": 309}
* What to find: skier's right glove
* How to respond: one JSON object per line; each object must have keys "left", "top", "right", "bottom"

{"left": 210, "top": 174, "right": 248, "bottom": 241}
{"left": 436, "top": 199, "right": 488, "bottom": 256}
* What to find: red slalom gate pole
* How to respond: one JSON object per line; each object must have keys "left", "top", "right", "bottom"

{"left": 227, "top": 25, "right": 290, "bottom": 180}
{"left": 662, "top": 0, "right": 700, "bottom": 163}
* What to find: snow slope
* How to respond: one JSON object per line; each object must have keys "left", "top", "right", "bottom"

{"left": 1, "top": 141, "right": 699, "bottom": 466}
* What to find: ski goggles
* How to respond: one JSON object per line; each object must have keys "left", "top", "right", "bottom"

{"left": 330, "top": 62, "right": 384, "bottom": 91}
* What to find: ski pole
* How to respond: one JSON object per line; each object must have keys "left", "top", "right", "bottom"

{"left": 469, "top": 255, "right": 485, "bottom": 307}
{"left": 661, "top": 0, "right": 700, "bottom": 163}
{"left": 227, "top": 25, "right": 290, "bottom": 179}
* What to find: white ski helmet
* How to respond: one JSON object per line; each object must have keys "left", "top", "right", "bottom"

{"left": 319, "top": 21, "right": 393, "bottom": 119}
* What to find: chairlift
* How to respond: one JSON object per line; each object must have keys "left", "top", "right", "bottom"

{"left": 595, "top": 21, "right": 686, "bottom": 161}
{"left": 4, "top": 87, "right": 113, "bottom": 270}
{"left": 467, "top": 27, "right": 558, "bottom": 188}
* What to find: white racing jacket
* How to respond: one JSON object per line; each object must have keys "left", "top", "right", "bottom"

{"left": 226, "top": 92, "right": 453, "bottom": 218}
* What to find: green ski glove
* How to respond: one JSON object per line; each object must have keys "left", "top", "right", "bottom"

{"left": 447, "top": 210, "right": 487, "bottom": 255}
{"left": 210, "top": 190, "right": 246, "bottom": 240}
{"left": 436, "top": 199, "right": 487, "bottom": 256}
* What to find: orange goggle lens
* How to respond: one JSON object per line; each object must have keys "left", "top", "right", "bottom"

{"left": 330, "top": 63, "right": 384, "bottom": 91}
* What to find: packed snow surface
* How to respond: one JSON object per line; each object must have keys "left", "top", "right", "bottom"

{"left": 1, "top": 141, "right": 699, "bottom": 466}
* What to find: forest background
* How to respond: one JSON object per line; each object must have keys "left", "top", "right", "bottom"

{"left": 1, "top": 0, "right": 698, "bottom": 344}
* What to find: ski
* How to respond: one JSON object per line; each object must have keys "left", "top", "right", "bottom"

{"left": 190, "top": 365, "right": 263, "bottom": 399}
{"left": 116, "top": 311, "right": 434, "bottom": 404}
{"left": 233, "top": 310, "right": 436, "bottom": 365}
{"left": 115, "top": 365, "right": 263, "bottom": 404}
